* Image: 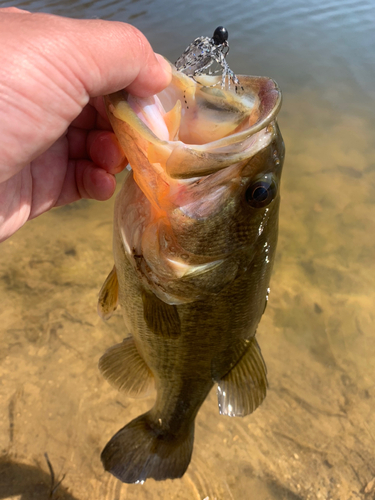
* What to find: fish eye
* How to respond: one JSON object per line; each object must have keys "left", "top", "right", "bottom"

{"left": 212, "top": 26, "right": 228, "bottom": 45}
{"left": 245, "top": 174, "right": 278, "bottom": 208}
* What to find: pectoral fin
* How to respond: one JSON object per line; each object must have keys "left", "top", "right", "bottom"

{"left": 217, "top": 337, "right": 268, "bottom": 417}
{"left": 98, "top": 266, "right": 119, "bottom": 320}
{"left": 142, "top": 291, "right": 181, "bottom": 337}
{"left": 99, "top": 337, "right": 154, "bottom": 398}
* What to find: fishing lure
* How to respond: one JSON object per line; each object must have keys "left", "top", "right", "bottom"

{"left": 175, "top": 26, "right": 241, "bottom": 89}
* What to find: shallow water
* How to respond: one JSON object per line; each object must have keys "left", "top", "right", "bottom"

{"left": 1, "top": 1, "right": 374, "bottom": 499}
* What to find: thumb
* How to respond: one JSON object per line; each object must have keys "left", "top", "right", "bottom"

{"left": 55, "top": 17, "right": 172, "bottom": 98}
{"left": 0, "top": 10, "right": 171, "bottom": 179}
{"left": 0, "top": 11, "right": 171, "bottom": 100}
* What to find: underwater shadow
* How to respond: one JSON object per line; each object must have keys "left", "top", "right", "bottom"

{"left": 0, "top": 456, "right": 78, "bottom": 500}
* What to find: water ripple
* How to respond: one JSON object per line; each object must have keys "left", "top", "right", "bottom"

{"left": 2, "top": 0, "right": 375, "bottom": 111}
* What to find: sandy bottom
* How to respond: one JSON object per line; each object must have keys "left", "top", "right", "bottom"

{"left": 0, "top": 90, "right": 374, "bottom": 500}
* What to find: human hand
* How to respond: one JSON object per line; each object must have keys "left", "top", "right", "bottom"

{"left": 0, "top": 7, "right": 171, "bottom": 242}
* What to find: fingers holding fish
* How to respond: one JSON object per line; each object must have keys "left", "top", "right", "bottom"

{"left": 87, "top": 131, "right": 128, "bottom": 175}
{"left": 68, "top": 101, "right": 128, "bottom": 175}
{"left": 89, "top": 96, "right": 113, "bottom": 129}
{"left": 54, "top": 159, "right": 116, "bottom": 206}
{"left": 61, "top": 116, "right": 128, "bottom": 205}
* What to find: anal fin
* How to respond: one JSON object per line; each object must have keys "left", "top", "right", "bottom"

{"left": 99, "top": 337, "right": 154, "bottom": 398}
{"left": 98, "top": 266, "right": 119, "bottom": 320}
{"left": 217, "top": 337, "right": 268, "bottom": 417}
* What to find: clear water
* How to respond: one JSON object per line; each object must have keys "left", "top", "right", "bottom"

{"left": 0, "top": 1, "right": 374, "bottom": 499}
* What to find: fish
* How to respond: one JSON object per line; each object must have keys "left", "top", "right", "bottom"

{"left": 98, "top": 62, "right": 284, "bottom": 484}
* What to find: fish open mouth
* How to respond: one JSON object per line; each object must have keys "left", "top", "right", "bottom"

{"left": 105, "top": 63, "right": 282, "bottom": 180}
{"left": 127, "top": 73, "right": 259, "bottom": 145}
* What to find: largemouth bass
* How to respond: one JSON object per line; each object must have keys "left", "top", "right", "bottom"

{"left": 98, "top": 63, "right": 284, "bottom": 483}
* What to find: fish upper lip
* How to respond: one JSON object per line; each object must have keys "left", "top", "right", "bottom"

{"left": 106, "top": 66, "right": 282, "bottom": 149}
